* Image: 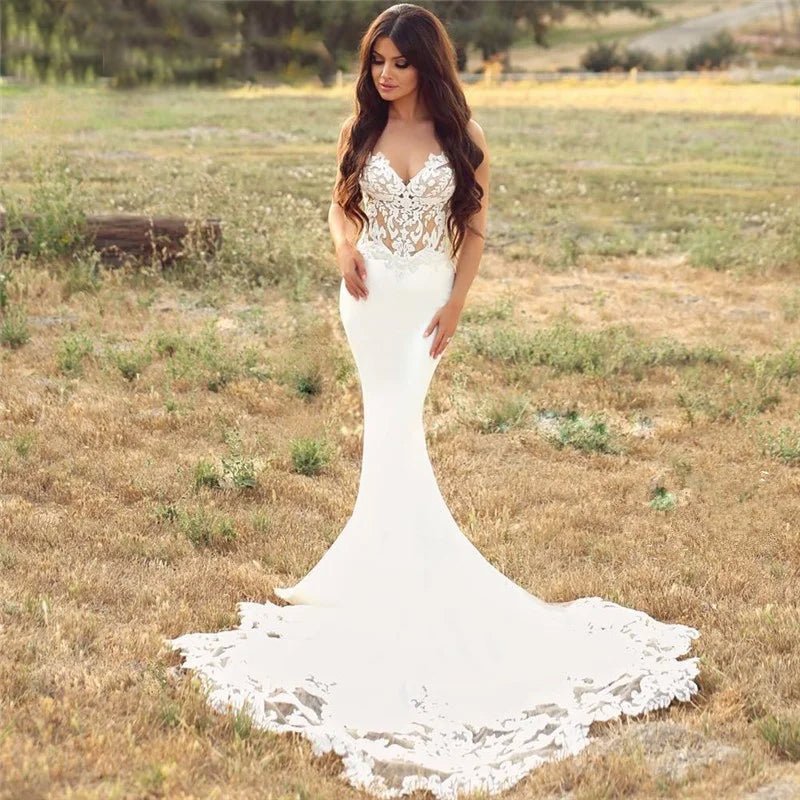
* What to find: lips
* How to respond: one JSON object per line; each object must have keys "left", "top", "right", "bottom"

{"left": 379, "top": 83, "right": 396, "bottom": 90}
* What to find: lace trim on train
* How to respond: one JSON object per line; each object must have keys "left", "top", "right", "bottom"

{"left": 165, "top": 597, "right": 700, "bottom": 800}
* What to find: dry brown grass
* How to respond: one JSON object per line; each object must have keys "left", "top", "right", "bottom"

{"left": 1, "top": 80, "right": 799, "bottom": 799}
{"left": 2, "top": 251, "right": 799, "bottom": 798}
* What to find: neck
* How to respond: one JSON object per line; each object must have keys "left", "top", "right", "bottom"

{"left": 387, "top": 91, "right": 431, "bottom": 123}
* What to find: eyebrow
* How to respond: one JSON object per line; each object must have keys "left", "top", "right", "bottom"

{"left": 371, "top": 51, "right": 406, "bottom": 59}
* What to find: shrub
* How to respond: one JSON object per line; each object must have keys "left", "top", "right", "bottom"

{"left": 221, "top": 453, "right": 257, "bottom": 489}
{"left": 0, "top": 151, "right": 87, "bottom": 259}
{"left": 179, "top": 507, "right": 237, "bottom": 550}
{"left": 108, "top": 345, "right": 152, "bottom": 382}
{"left": 194, "top": 460, "right": 222, "bottom": 490}
{"left": 684, "top": 30, "right": 744, "bottom": 71}
{"left": 660, "top": 48, "right": 686, "bottom": 71}
{"left": 581, "top": 40, "right": 624, "bottom": 72}
{"left": 621, "top": 47, "right": 658, "bottom": 71}
{"left": 290, "top": 436, "right": 333, "bottom": 476}
{"left": 0, "top": 306, "right": 30, "bottom": 349}
{"left": 762, "top": 426, "right": 800, "bottom": 465}
{"left": 57, "top": 333, "right": 93, "bottom": 376}
{"left": 0, "top": 271, "right": 10, "bottom": 310}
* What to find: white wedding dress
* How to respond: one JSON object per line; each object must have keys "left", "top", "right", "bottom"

{"left": 165, "top": 149, "right": 701, "bottom": 799}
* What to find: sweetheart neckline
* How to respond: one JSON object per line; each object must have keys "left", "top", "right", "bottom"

{"left": 369, "top": 150, "right": 449, "bottom": 187}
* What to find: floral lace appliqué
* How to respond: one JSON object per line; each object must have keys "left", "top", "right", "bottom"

{"left": 357, "top": 151, "right": 456, "bottom": 276}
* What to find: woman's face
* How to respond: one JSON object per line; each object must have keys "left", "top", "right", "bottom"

{"left": 371, "top": 36, "right": 419, "bottom": 101}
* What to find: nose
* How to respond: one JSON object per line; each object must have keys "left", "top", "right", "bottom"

{"left": 381, "top": 64, "right": 392, "bottom": 80}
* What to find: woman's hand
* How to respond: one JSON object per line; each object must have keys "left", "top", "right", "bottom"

{"left": 424, "top": 300, "right": 463, "bottom": 358}
{"left": 336, "top": 242, "right": 368, "bottom": 300}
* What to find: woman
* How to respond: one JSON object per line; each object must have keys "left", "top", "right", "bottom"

{"left": 166, "top": 5, "right": 701, "bottom": 799}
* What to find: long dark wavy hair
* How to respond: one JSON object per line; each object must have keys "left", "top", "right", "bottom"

{"left": 332, "top": 3, "right": 485, "bottom": 261}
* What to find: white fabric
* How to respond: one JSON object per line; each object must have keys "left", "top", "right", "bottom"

{"left": 165, "top": 151, "right": 701, "bottom": 799}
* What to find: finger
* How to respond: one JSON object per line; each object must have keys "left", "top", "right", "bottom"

{"left": 354, "top": 261, "right": 368, "bottom": 297}
{"left": 435, "top": 331, "right": 453, "bottom": 358}
{"left": 355, "top": 255, "right": 368, "bottom": 286}
{"left": 346, "top": 280, "right": 361, "bottom": 300}
{"left": 431, "top": 331, "right": 444, "bottom": 358}
{"left": 345, "top": 274, "right": 368, "bottom": 300}
{"left": 424, "top": 316, "right": 439, "bottom": 337}
{"left": 349, "top": 271, "right": 367, "bottom": 298}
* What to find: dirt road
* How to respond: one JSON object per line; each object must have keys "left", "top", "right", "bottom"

{"left": 628, "top": 0, "right": 783, "bottom": 55}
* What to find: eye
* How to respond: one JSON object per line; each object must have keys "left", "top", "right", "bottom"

{"left": 371, "top": 55, "right": 409, "bottom": 68}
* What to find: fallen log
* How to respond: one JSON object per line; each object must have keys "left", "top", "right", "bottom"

{"left": 0, "top": 212, "right": 223, "bottom": 267}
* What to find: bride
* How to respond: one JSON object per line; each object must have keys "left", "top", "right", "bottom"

{"left": 165, "top": 4, "right": 702, "bottom": 799}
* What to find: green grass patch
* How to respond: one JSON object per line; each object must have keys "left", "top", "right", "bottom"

{"left": 466, "top": 318, "right": 729, "bottom": 378}
{"left": 0, "top": 305, "right": 30, "bottom": 349}
{"left": 290, "top": 436, "right": 334, "bottom": 476}
{"left": 757, "top": 713, "right": 800, "bottom": 762}
{"left": 150, "top": 323, "right": 244, "bottom": 392}
{"left": 477, "top": 395, "right": 531, "bottom": 433}
{"left": 177, "top": 506, "right": 238, "bottom": 550}
{"left": 762, "top": 426, "right": 800, "bottom": 465}
{"left": 536, "top": 409, "right": 621, "bottom": 454}
{"left": 57, "top": 332, "right": 94, "bottom": 376}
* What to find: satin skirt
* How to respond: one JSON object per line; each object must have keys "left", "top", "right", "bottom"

{"left": 165, "top": 245, "right": 701, "bottom": 800}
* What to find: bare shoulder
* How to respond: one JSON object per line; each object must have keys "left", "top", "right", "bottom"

{"left": 466, "top": 118, "right": 489, "bottom": 169}
{"left": 466, "top": 118, "right": 489, "bottom": 165}
{"left": 466, "top": 118, "right": 488, "bottom": 149}
{"left": 336, "top": 114, "right": 355, "bottom": 152}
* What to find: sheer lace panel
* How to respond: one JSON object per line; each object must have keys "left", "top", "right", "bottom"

{"left": 358, "top": 151, "right": 455, "bottom": 263}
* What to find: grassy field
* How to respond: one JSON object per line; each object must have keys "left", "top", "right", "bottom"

{"left": 1, "top": 79, "right": 799, "bottom": 799}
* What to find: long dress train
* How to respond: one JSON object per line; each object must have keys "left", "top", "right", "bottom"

{"left": 164, "top": 148, "right": 701, "bottom": 799}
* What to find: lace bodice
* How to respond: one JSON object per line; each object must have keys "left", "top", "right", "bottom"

{"left": 357, "top": 150, "right": 456, "bottom": 271}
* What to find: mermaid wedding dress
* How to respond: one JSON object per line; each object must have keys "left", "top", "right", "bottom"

{"left": 165, "top": 148, "right": 701, "bottom": 799}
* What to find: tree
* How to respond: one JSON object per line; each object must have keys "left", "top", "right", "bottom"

{"left": 1, "top": 0, "right": 660, "bottom": 85}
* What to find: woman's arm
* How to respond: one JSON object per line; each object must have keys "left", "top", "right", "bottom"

{"left": 449, "top": 118, "right": 489, "bottom": 310}
{"left": 329, "top": 119, "right": 368, "bottom": 299}
{"left": 424, "top": 118, "right": 489, "bottom": 357}
{"left": 328, "top": 119, "right": 360, "bottom": 251}
{"left": 328, "top": 202, "right": 359, "bottom": 252}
